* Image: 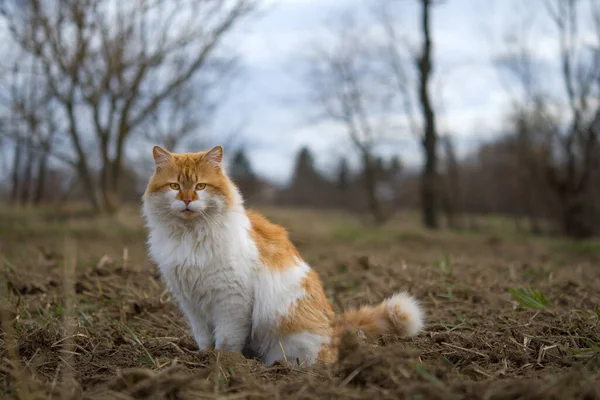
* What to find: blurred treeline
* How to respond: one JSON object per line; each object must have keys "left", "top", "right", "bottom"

{"left": 0, "top": 0, "right": 599, "bottom": 239}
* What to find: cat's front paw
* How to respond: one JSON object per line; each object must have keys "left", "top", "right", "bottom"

{"left": 187, "top": 317, "right": 214, "bottom": 351}
{"left": 214, "top": 337, "right": 246, "bottom": 353}
{"left": 194, "top": 335, "right": 214, "bottom": 351}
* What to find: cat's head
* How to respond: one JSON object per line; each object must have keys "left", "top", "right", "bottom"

{"left": 143, "top": 145, "right": 241, "bottom": 221}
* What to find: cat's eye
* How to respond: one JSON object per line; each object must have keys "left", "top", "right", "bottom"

{"left": 169, "top": 183, "right": 180, "bottom": 190}
{"left": 196, "top": 183, "right": 206, "bottom": 191}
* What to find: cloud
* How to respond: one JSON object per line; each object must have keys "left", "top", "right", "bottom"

{"left": 3, "top": 0, "right": 587, "bottom": 188}
{"left": 213, "top": 0, "right": 598, "bottom": 185}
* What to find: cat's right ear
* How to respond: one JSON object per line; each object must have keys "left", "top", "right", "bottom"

{"left": 152, "top": 146, "right": 172, "bottom": 170}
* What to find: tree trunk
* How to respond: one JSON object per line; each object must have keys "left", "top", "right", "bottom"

{"left": 19, "top": 148, "right": 35, "bottom": 205}
{"left": 441, "top": 192, "right": 455, "bottom": 230}
{"left": 75, "top": 158, "right": 102, "bottom": 212}
{"left": 546, "top": 146, "right": 594, "bottom": 238}
{"left": 10, "top": 139, "right": 23, "bottom": 204}
{"left": 442, "top": 137, "right": 461, "bottom": 230}
{"left": 363, "top": 152, "right": 386, "bottom": 225}
{"left": 66, "top": 102, "right": 102, "bottom": 212}
{"left": 100, "top": 183, "right": 118, "bottom": 214}
{"left": 33, "top": 151, "right": 49, "bottom": 205}
{"left": 560, "top": 191, "right": 593, "bottom": 239}
{"left": 98, "top": 160, "right": 119, "bottom": 214}
{"left": 108, "top": 123, "right": 131, "bottom": 213}
{"left": 418, "top": 0, "right": 439, "bottom": 229}
{"left": 96, "top": 125, "right": 127, "bottom": 214}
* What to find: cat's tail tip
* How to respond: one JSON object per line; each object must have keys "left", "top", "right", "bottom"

{"left": 340, "top": 291, "right": 424, "bottom": 339}
{"left": 382, "top": 292, "right": 424, "bottom": 337}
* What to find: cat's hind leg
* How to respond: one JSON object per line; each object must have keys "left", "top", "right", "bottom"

{"left": 262, "top": 332, "right": 330, "bottom": 367}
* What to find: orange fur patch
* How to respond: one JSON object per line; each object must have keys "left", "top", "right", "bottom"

{"left": 246, "top": 209, "right": 337, "bottom": 363}
{"left": 278, "top": 270, "right": 334, "bottom": 336}
{"left": 335, "top": 304, "right": 387, "bottom": 340}
{"left": 247, "top": 210, "right": 300, "bottom": 271}
{"left": 279, "top": 269, "right": 336, "bottom": 364}
{"left": 317, "top": 343, "right": 337, "bottom": 364}
{"left": 145, "top": 148, "right": 236, "bottom": 206}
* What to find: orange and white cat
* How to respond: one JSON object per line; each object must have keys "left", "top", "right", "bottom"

{"left": 142, "top": 145, "right": 423, "bottom": 366}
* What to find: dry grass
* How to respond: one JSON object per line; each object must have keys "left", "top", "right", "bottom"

{"left": 1, "top": 205, "right": 600, "bottom": 399}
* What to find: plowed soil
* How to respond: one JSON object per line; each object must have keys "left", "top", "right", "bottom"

{"left": 1, "top": 206, "right": 599, "bottom": 399}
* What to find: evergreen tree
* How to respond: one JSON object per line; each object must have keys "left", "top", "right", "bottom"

{"left": 230, "top": 150, "right": 256, "bottom": 181}
{"left": 229, "top": 149, "right": 260, "bottom": 200}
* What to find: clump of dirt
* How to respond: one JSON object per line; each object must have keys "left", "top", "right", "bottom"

{"left": 336, "top": 330, "right": 453, "bottom": 390}
{"left": 456, "top": 372, "right": 600, "bottom": 400}
{"left": 7, "top": 277, "right": 49, "bottom": 296}
{"left": 14, "top": 321, "right": 64, "bottom": 380}
{"left": 103, "top": 365, "right": 212, "bottom": 399}
{"left": 123, "top": 298, "right": 166, "bottom": 316}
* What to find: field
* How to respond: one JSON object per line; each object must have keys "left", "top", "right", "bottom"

{"left": 1, "top": 206, "right": 600, "bottom": 399}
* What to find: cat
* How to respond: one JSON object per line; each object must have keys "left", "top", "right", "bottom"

{"left": 142, "top": 145, "right": 424, "bottom": 366}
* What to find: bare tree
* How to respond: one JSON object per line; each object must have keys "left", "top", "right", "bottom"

{"left": 1, "top": 54, "right": 59, "bottom": 205}
{"left": 416, "top": 0, "right": 441, "bottom": 229}
{"left": 143, "top": 86, "right": 208, "bottom": 152}
{"left": 141, "top": 57, "right": 240, "bottom": 152}
{"left": 440, "top": 135, "right": 461, "bottom": 229}
{"left": 496, "top": 0, "right": 600, "bottom": 237}
{"left": 303, "top": 14, "right": 394, "bottom": 224}
{"left": 0, "top": 0, "right": 259, "bottom": 212}
{"left": 377, "top": 0, "right": 442, "bottom": 229}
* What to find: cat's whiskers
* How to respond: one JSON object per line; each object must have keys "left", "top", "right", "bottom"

{"left": 198, "top": 208, "right": 222, "bottom": 231}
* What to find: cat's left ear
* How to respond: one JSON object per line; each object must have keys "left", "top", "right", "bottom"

{"left": 152, "top": 146, "right": 172, "bottom": 169}
{"left": 203, "top": 145, "right": 223, "bottom": 167}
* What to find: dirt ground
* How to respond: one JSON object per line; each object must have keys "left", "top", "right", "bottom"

{"left": 1, "top": 206, "right": 599, "bottom": 399}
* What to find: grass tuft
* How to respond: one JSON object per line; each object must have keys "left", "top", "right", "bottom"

{"left": 0, "top": 254, "right": 16, "bottom": 273}
{"left": 551, "top": 240, "right": 600, "bottom": 257}
{"left": 434, "top": 253, "right": 454, "bottom": 277}
{"left": 410, "top": 363, "right": 446, "bottom": 388}
{"left": 121, "top": 322, "right": 160, "bottom": 369}
{"left": 507, "top": 287, "right": 550, "bottom": 309}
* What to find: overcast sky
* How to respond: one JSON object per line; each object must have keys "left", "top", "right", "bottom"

{"left": 206, "top": 0, "right": 543, "bottom": 184}
{"left": 2, "top": 0, "right": 596, "bottom": 187}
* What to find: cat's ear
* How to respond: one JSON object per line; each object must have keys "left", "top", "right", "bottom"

{"left": 203, "top": 145, "right": 223, "bottom": 166}
{"left": 152, "top": 146, "right": 172, "bottom": 169}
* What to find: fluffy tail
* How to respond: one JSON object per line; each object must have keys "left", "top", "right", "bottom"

{"left": 338, "top": 292, "right": 424, "bottom": 339}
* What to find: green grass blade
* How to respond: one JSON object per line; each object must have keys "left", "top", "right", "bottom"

{"left": 508, "top": 288, "right": 550, "bottom": 309}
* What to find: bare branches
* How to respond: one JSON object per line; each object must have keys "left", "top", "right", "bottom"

{"left": 303, "top": 12, "right": 396, "bottom": 223}
{"left": 0, "top": 49, "right": 68, "bottom": 204}
{"left": 0, "top": 0, "right": 259, "bottom": 211}
{"left": 305, "top": 13, "right": 394, "bottom": 153}
{"left": 495, "top": 0, "right": 600, "bottom": 237}
{"left": 302, "top": 1, "right": 444, "bottom": 226}
{"left": 375, "top": 0, "right": 419, "bottom": 139}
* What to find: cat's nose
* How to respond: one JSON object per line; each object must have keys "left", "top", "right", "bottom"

{"left": 183, "top": 199, "right": 191, "bottom": 206}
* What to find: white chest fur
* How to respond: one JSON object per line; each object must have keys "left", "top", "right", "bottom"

{"left": 145, "top": 210, "right": 259, "bottom": 349}
{"left": 143, "top": 205, "right": 316, "bottom": 364}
